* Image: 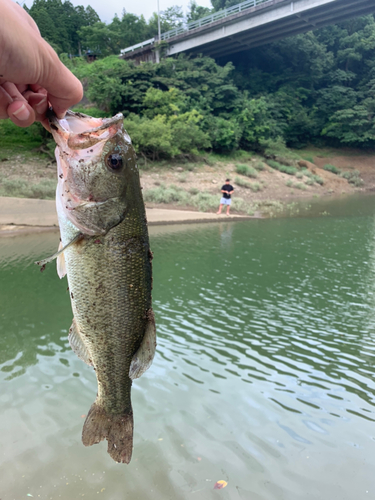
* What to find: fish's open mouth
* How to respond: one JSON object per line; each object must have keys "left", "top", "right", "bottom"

{"left": 48, "top": 109, "right": 125, "bottom": 150}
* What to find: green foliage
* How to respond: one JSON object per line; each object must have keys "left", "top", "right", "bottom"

{"left": 0, "top": 120, "right": 43, "bottom": 149}
{"left": 123, "top": 111, "right": 210, "bottom": 159}
{"left": 253, "top": 161, "right": 265, "bottom": 171}
{"left": 266, "top": 160, "right": 297, "bottom": 175}
{"left": 286, "top": 180, "right": 307, "bottom": 190}
{"left": 324, "top": 164, "right": 341, "bottom": 174}
{"left": 205, "top": 116, "right": 242, "bottom": 152}
{"left": 235, "top": 164, "right": 258, "bottom": 178}
{"left": 23, "top": 6, "right": 375, "bottom": 156}
{"left": 260, "top": 136, "right": 300, "bottom": 161}
{"left": 313, "top": 175, "right": 324, "bottom": 185}
{"left": 234, "top": 176, "right": 251, "bottom": 188}
{"left": 0, "top": 178, "right": 56, "bottom": 199}
{"left": 340, "top": 170, "right": 364, "bottom": 186}
{"left": 249, "top": 182, "right": 262, "bottom": 192}
{"left": 187, "top": 0, "right": 212, "bottom": 22}
{"left": 26, "top": 0, "right": 100, "bottom": 55}
{"left": 303, "top": 155, "right": 315, "bottom": 163}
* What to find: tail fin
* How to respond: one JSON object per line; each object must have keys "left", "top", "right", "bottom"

{"left": 82, "top": 402, "right": 134, "bottom": 464}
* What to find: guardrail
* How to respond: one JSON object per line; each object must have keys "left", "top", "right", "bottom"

{"left": 120, "top": 38, "right": 155, "bottom": 54}
{"left": 160, "top": 0, "right": 272, "bottom": 40}
{"left": 121, "top": 0, "right": 272, "bottom": 54}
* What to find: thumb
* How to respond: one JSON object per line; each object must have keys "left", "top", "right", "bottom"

{"left": 37, "top": 41, "right": 83, "bottom": 118}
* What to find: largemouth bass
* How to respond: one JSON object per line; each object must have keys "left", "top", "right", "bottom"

{"left": 39, "top": 111, "right": 156, "bottom": 463}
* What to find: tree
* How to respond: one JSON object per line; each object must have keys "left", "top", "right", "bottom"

{"left": 187, "top": 1, "right": 212, "bottom": 23}
{"left": 27, "top": 0, "right": 101, "bottom": 55}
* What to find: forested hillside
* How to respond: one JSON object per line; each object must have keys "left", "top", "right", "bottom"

{"left": 25, "top": 0, "right": 375, "bottom": 157}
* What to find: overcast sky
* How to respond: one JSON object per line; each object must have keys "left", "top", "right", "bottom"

{"left": 20, "top": 0, "right": 213, "bottom": 23}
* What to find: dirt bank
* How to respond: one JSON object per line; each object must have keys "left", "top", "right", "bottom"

{"left": 0, "top": 148, "right": 374, "bottom": 218}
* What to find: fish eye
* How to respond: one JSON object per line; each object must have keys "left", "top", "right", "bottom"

{"left": 106, "top": 154, "right": 123, "bottom": 171}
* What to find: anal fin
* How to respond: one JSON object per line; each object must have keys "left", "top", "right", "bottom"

{"left": 129, "top": 309, "right": 156, "bottom": 380}
{"left": 69, "top": 318, "right": 92, "bottom": 366}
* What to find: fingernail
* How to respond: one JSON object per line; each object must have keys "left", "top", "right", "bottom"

{"left": 12, "top": 103, "right": 31, "bottom": 121}
{"left": 35, "top": 97, "right": 47, "bottom": 112}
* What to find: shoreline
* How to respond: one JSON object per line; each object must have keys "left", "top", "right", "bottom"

{"left": 0, "top": 196, "right": 257, "bottom": 237}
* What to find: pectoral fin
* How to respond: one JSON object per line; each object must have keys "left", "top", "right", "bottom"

{"left": 57, "top": 241, "right": 67, "bottom": 279}
{"left": 129, "top": 310, "right": 156, "bottom": 380}
{"left": 35, "top": 232, "right": 82, "bottom": 268}
{"left": 69, "top": 318, "right": 92, "bottom": 366}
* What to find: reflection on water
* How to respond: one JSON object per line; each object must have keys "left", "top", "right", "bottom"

{"left": 1, "top": 196, "right": 375, "bottom": 500}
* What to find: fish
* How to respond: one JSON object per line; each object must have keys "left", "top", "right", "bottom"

{"left": 38, "top": 110, "right": 156, "bottom": 463}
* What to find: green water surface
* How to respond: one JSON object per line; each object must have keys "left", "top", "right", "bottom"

{"left": 1, "top": 195, "right": 375, "bottom": 500}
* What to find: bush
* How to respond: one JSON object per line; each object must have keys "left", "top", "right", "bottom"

{"left": 235, "top": 176, "right": 252, "bottom": 188}
{"left": 286, "top": 180, "right": 307, "bottom": 190}
{"left": 313, "top": 175, "right": 324, "bottom": 185}
{"left": 340, "top": 170, "right": 364, "bottom": 186}
{"left": 123, "top": 113, "right": 210, "bottom": 159}
{"left": 260, "top": 136, "right": 300, "bottom": 161}
{"left": 324, "top": 164, "right": 341, "bottom": 175}
{"left": 253, "top": 160, "right": 265, "bottom": 171}
{"left": 266, "top": 160, "right": 297, "bottom": 175}
{"left": 303, "top": 155, "right": 314, "bottom": 163}
{"left": 235, "top": 164, "right": 258, "bottom": 178}
{"left": 249, "top": 182, "right": 262, "bottom": 192}
{"left": 0, "top": 178, "right": 56, "bottom": 199}
{"left": 205, "top": 116, "right": 242, "bottom": 152}
{"left": 235, "top": 176, "right": 262, "bottom": 191}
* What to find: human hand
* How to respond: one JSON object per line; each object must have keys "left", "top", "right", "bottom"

{"left": 0, "top": 0, "right": 83, "bottom": 129}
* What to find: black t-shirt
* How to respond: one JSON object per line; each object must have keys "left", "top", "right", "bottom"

{"left": 222, "top": 184, "right": 234, "bottom": 199}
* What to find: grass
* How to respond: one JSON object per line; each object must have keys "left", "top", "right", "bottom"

{"left": 340, "top": 170, "right": 364, "bottom": 187}
{"left": 235, "top": 176, "right": 252, "bottom": 188}
{"left": 266, "top": 160, "right": 297, "bottom": 175}
{"left": 302, "top": 155, "right": 315, "bottom": 163}
{"left": 177, "top": 173, "right": 188, "bottom": 183}
{"left": 0, "top": 178, "right": 56, "bottom": 199}
{"left": 253, "top": 160, "right": 265, "bottom": 171}
{"left": 144, "top": 184, "right": 257, "bottom": 214}
{"left": 0, "top": 120, "right": 44, "bottom": 150}
{"left": 235, "top": 164, "right": 258, "bottom": 178}
{"left": 323, "top": 164, "right": 341, "bottom": 175}
{"left": 286, "top": 180, "right": 307, "bottom": 190}
{"left": 235, "top": 176, "right": 263, "bottom": 192}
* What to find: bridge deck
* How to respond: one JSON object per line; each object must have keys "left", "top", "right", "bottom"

{"left": 120, "top": 0, "right": 375, "bottom": 62}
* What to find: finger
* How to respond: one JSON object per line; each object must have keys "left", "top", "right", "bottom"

{"left": 2, "top": 81, "right": 28, "bottom": 103}
{"left": 0, "top": 85, "right": 13, "bottom": 119}
{"left": 7, "top": 100, "right": 36, "bottom": 127}
{"left": 40, "top": 117, "right": 51, "bottom": 132}
{"left": 29, "top": 84, "right": 48, "bottom": 96}
{"left": 28, "top": 92, "right": 49, "bottom": 121}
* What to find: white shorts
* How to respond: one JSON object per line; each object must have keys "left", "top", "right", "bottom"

{"left": 220, "top": 197, "right": 231, "bottom": 205}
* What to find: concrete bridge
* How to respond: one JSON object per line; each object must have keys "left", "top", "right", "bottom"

{"left": 120, "top": 0, "right": 375, "bottom": 63}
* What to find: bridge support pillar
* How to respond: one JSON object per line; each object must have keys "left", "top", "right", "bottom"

{"left": 155, "top": 48, "right": 160, "bottom": 64}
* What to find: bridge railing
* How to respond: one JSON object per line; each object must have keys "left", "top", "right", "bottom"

{"left": 160, "top": 0, "right": 272, "bottom": 40}
{"left": 121, "top": 38, "right": 155, "bottom": 55}
{"left": 121, "top": 0, "right": 272, "bottom": 54}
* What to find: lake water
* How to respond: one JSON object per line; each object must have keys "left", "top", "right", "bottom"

{"left": 1, "top": 195, "right": 375, "bottom": 500}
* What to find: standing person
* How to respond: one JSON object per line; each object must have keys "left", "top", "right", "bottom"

{"left": 217, "top": 179, "right": 234, "bottom": 215}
